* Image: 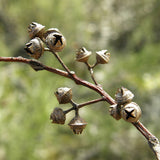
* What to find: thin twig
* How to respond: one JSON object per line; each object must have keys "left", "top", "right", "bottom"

{"left": 85, "top": 62, "right": 99, "bottom": 85}
{"left": 78, "top": 97, "right": 105, "bottom": 108}
{"left": 64, "top": 107, "right": 74, "bottom": 114}
{"left": 91, "top": 61, "right": 98, "bottom": 69}
{"left": 64, "top": 98, "right": 105, "bottom": 114}
{"left": 51, "top": 51, "right": 71, "bottom": 74}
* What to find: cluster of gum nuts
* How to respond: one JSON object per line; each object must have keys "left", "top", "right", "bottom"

{"left": 109, "top": 87, "right": 142, "bottom": 123}
{"left": 24, "top": 22, "right": 141, "bottom": 134}
{"left": 24, "top": 22, "right": 88, "bottom": 135}
{"left": 50, "top": 87, "right": 87, "bottom": 135}
{"left": 24, "top": 22, "right": 111, "bottom": 66}
{"left": 23, "top": 22, "right": 111, "bottom": 134}
{"left": 24, "top": 22, "right": 66, "bottom": 59}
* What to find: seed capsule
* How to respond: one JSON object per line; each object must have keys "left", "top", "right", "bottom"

{"left": 96, "top": 50, "right": 110, "bottom": 64}
{"left": 50, "top": 107, "right": 66, "bottom": 124}
{"left": 24, "top": 37, "right": 44, "bottom": 59}
{"left": 121, "top": 102, "right": 141, "bottom": 123}
{"left": 109, "top": 104, "right": 121, "bottom": 120}
{"left": 43, "top": 28, "right": 60, "bottom": 40}
{"left": 45, "top": 31, "right": 66, "bottom": 52}
{"left": 115, "top": 87, "right": 134, "bottom": 105}
{"left": 76, "top": 47, "right": 92, "bottom": 62}
{"left": 28, "top": 22, "right": 45, "bottom": 39}
{"left": 55, "top": 87, "right": 72, "bottom": 104}
{"left": 68, "top": 115, "right": 87, "bottom": 134}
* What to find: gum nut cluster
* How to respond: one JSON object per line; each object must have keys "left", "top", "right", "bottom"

{"left": 109, "top": 87, "right": 142, "bottom": 123}
{"left": 55, "top": 87, "right": 72, "bottom": 104}
{"left": 25, "top": 22, "right": 66, "bottom": 59}
{"left": 68, "top": 115, "right": 87, "bottom": 134}
{"left": 52, "top": 86, "right": 87, "bottom": 134}
{"left": 50, "top": 107, "right": 66, "bottom": 124}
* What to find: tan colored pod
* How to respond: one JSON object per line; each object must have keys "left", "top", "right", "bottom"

{"left": 43, "top": 28, "right": 60, "bottom": 40}
{"left": 115, "top": 87, "right": 134, "bottom": 105}
{"left": 45, "top": 32, "right": 66, "bottom": 52}
{"left": 76, "top": 47, "right": 92, "bottom": 62}
{"left": 55, "top": 87, "right": 72, "bottom": 104}
{"left": 68, "top": 115, "right": 87, "bottom": 134}
{"left": 121, "top": 102, "right": 141, "bottom": 123}
{"left": 109, "top": 104, "right": 121, "bottom": 120}
{"left": 24, "top": 37, "right": 44, "bottom": 59}
{"left": 28, "top": 22, "right": 45, "bottom": 39}
{"left": 96, "top": 50, "right": 110, "bottom": 64}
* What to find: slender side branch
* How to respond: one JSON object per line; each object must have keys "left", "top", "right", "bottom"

{"left": 64, "top": 97, "right": 105, "bottom": 114}
{"left": 51, "top": 51, "right": 71, "bottom": 74}
{"left": 85, "top": 62, "right": 99, "bottom": 85}
{"left": 78, "top": 97, "right": 105, "bottom": 109}
{"left": 91, "top": 62, "right": 98, "bottom": 69}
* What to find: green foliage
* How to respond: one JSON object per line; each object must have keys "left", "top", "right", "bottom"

{"left": 0, "top": 0, "right": 160, "bottom": 159}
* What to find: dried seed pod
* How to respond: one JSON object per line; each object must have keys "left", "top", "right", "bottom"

{"left": 109, "top": 104, "right": 121, "bottom": 120}
{"left": 96, "top": 50, "right": 110, "bottom": 64}
{"left": 50, "top": 107, "right": 66, "bottom": 124}
{"left": 76, "top": 47, "right": 92, "bottom": 62}
{"left": 68, "top": 115, "right": 87, "bottom": 134}
{"left": 121, "top": 102, "right": 141, "bottom": 123}
{"left": 115, "top": 87, "right": 134, "bottom": 105}
{"left": 45, "top": 31, "right": 66, "bottom": 52}
{"left": 28, "top": 22, "right": 45, "bottom": 39}
{"left": 43, "top": 28, "right": 60, "bottom": 40}
{"left": 24, "top": 37, "right": 44, "bottom": 59}
{"left": 55, "top": 87, "right": 72, "bottom": 104}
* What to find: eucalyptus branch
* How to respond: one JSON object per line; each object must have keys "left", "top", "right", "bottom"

{"left": 0, "top": 22, "right": 159, "bottom": 159}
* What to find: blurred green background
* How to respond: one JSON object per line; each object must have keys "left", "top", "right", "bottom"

{"left": 0, "top": 0, "right": 160, "bottom": 159}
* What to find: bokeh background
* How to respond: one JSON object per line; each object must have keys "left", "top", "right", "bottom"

{"left": 0, "top": 0, "right": 160, "bottom": 159}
